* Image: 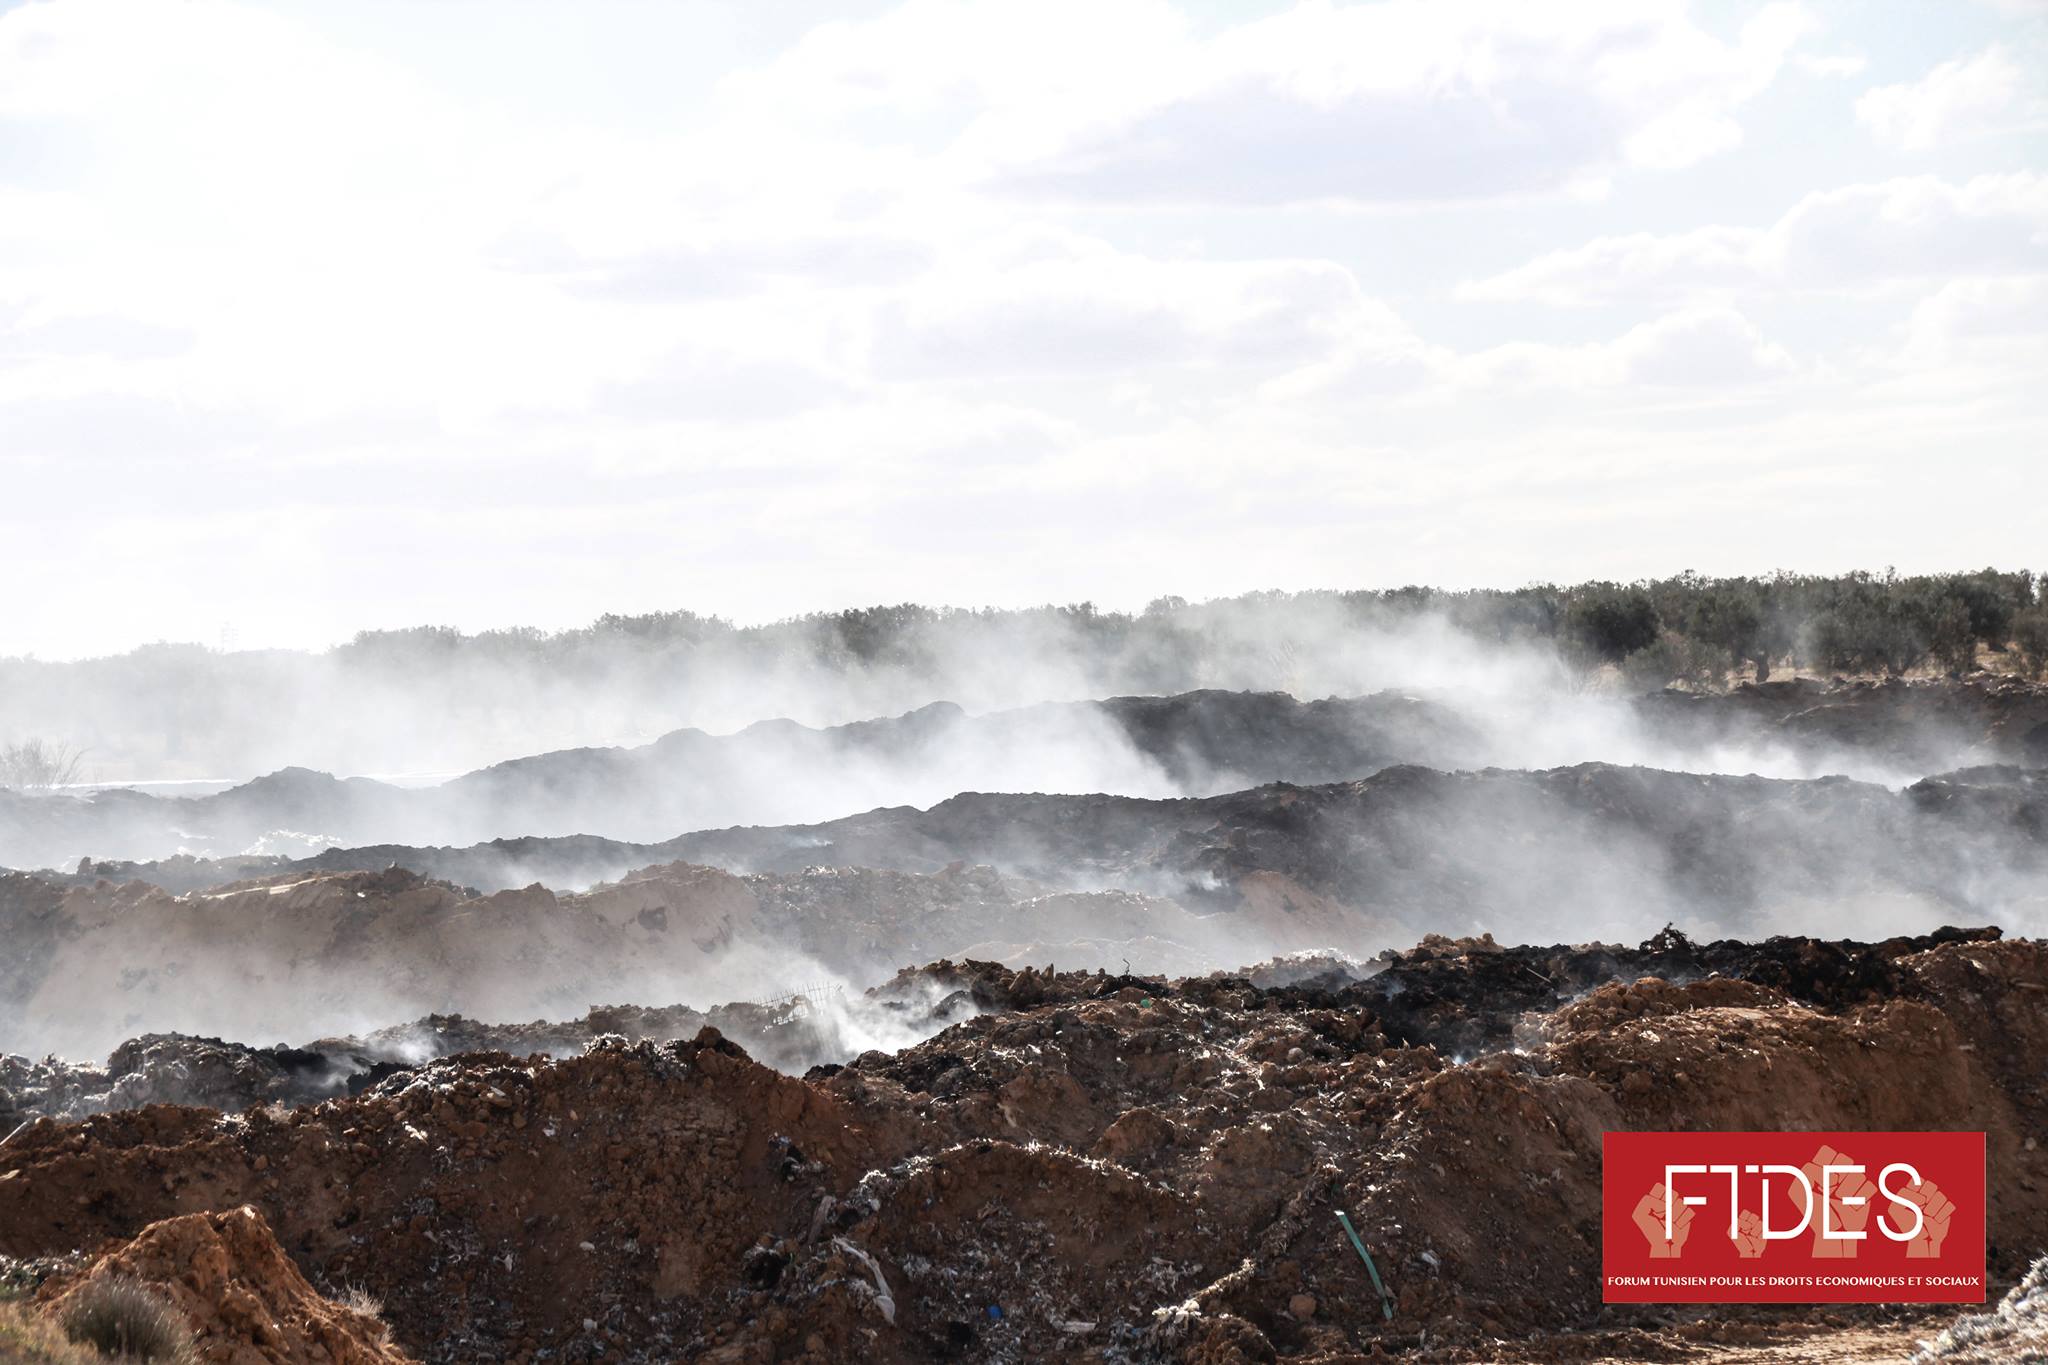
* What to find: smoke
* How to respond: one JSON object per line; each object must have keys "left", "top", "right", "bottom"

{"left": 0, "top": 593, "right": 2041, "bottom": 1078}
{"left": 5, "top": 592, "right": 1985, "bottom": 790}
{"left": 0, "top": 865, "right": 993, "bottom": 1070}
{"left": 4, "top": 758, "right": 2041, "bottom": 1072}
{"left": 2, "top": 596, "right": 2018, "bottom": 873}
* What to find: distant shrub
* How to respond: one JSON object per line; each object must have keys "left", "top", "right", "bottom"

{"left": 57, "top": 1277, "right": 193, "bottom": 1363}
{"left": 1928, "top": 594, "right": 1978, "bottom": 677}
{"left": 1944, "top": 567, "right": 2029, "bottom": 652}
{"left": 1621, "top": 633, "right": 1725, "bottom": 692}
{"left": 2015, "top": 607, "right": 2048, "bottom": 682}
{"left": 0, "top": 740, "right": 84, "bottom": 793}
{"left": 1683, "top": 584, "right": 1765, "bottom": 680}
{"left": 1808, "top": 578, "right": 1932, "bottom": 676}
{"left": 1563, "top": 586, "right": 1661, "bottom": 665}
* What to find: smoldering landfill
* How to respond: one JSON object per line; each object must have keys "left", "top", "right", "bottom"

{"left": 1, "top": 667, "right": 2046, "bottom": 1363}
{"left": 5, "top": 928, "right": 2045, "bottom": 1364}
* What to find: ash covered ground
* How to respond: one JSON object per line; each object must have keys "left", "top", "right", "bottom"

{"left": 2, "top": 672, "right": 2045, "bottom": 1363}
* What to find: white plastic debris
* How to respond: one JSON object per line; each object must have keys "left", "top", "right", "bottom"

{"left": 832, "top": 1237, "right": 897, "bottom": 1326}
{"left": 806, "top": 1194, "right": 835, "bottom": 1244}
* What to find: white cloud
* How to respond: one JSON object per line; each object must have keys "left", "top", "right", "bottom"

{"left": 723, "top": 0, "right": 1814, "bottom": 207}
{"left": 0, "top": 0, "right": 634, "bottom": 424}
{"left": 1010, "top": 0, "right": 1812, "bottom": 203}
{"left": 1609, "top": 307, "right": 1798, "bottom": 386}
{"left": 1895, "top": 274, "right": 2048, "bottom": 369}
{"left": 0, "top": 0, "right": 2043, "bottom": 660}
{"left": 1459, "top": 173, "right": 2048, "bottom": 305}
{"left": 1451, "top": 306, "right": 1797, "bottom": 392}
{"left": 863, "top": 227, "right": 1418, "bottom": 382}
{"left": 1856, "top": 45, "right": 2031, "bottom": 152}
{"left": 1794, "top": 52, "right": 1867, "bottom": 78}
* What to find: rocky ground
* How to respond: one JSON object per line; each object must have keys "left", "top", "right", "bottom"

{"left": 2, "top": 925, "right": 2042, "bottom": 1363}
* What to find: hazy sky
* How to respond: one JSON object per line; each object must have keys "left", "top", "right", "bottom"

{"left": 2, "top": 0, "right": 2044, "bottom": 659}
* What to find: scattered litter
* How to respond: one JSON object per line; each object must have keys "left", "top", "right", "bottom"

{"left": 807, "top": 1194, "right": 835, "bottom": 1244}
{"left": 1336, "top": 1210, "right": 1396, "bottom": 1321}
{"left": 832, "top": 1237, "right": 897, "bottom": 1327}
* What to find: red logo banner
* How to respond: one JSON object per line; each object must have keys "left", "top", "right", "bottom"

{"left": 1602, "top": 1131, "right": 1986, "bottom": 1303}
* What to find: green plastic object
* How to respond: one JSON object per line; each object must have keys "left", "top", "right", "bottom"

{"left": 1334, "top": 1210, "right": 1395, "bottom": 1320}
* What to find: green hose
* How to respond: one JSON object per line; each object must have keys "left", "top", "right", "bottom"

{"left": 1334, "top": 1210, "right": 1396, "bottom": 1320}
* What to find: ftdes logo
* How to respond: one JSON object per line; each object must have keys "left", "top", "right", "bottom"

{"left": 1602, "top": 1131, "right": 1986, "bottom": 1303}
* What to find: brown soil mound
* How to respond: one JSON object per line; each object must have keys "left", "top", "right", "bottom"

{"left": 1, "top": 933, "right": 2041, "bottom": 1363}
{"left": 38, "top": 1206, "right": 409, "bottom": 1364}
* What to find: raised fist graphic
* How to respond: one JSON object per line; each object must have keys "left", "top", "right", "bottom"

{"left": 1732, "top": 1208, "right": 1766, "bottom": 1259}
{"left": 1799, "top": 1144, "right": 1874, "bottom": 1258}
{"left": 1633, "top": 1182, "right": 1693, "bottom": 1259}
{"left": 1894, "top": 1178, "right": 1954, "bottom": 1259}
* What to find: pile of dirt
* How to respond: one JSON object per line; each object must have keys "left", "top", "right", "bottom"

{"left": 37, "top": 1205, "right": 410, "bottom": 1364}
{"left": 2, "top": 929, "right": 2040, "bottom": 1363}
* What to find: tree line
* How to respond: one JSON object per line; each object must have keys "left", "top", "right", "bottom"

{"left": 5, "top": 568, "right": 2044, "bottom": 785}
{"left": 326, "top": 567, "right": 2048, "bottom": 685}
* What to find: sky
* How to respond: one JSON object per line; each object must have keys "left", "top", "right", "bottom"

{"left": 1, "top": 0, "right": 2044, "bottom": 659}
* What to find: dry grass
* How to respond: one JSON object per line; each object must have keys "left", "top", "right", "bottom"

{"left": 334, "top": 1284, "right": 393, "bottom": 1346}
{"left": 0, "top": 1299, "right": 102, "bottom": 1365}
{"left": 51, "top": 1279, "right": 193, "bottom": 1364}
